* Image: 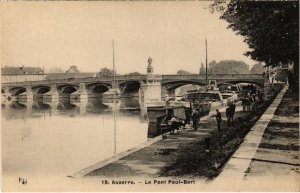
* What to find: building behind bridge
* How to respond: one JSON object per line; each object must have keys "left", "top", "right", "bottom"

{"left": 1, "top": 66, "right": 46, "bottom": 83}
{"left": 46, "top": 65, "right": 97, "bottom": 80}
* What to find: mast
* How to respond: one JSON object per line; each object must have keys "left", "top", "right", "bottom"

{"left": 112, "top": 40, "right": 116, "bottom": 88}
{"left": 205, "top": 38, "right": 208, "bottom": 86}
{"left": 112, "top": 40, "right": 117, "bottom": 154}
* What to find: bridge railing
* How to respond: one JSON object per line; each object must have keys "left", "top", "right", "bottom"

{"left": 162, "top": 74, "right": 264, "bottom": 79}
{"left": 1, "top": 74, "right": 264, "bottom": 87}
{"left": 211, "top": 74, "right": 264, "bottom": 79}
{"left": 116, "top": 75, "right": 147, "bottom": 81}
{"left": 1, "top": 75, "right": 148, "bottom": 87}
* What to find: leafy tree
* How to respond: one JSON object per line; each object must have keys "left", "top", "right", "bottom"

{"left": 250, "top": 63, "right": 265, "bottom": 74}
{"left": 208, "top": 60, "right": 249, "bottom": 74}
{"left": 125, "top": 72, "right": 142, "bottom": 76}
{"left": 99, "top": 67, "right": 114, "bottom": 77}
{"left": 177, "top": 70, "right": 194, "bottom": 75}
{"left": 210, "top": 1, "right": 299, "bottom": 91}
{"left": 199, "top": 62, "right": 206, "bottom": 74}
{"left": 66, "top": 66, "right": 79, "bottom": 73}
{"left": 47, "top": 67, "right": 64, "bottom": 73}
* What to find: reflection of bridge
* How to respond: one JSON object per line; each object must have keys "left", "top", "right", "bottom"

{"left": 1, "top": 74, "right": 265, "bottom": 103}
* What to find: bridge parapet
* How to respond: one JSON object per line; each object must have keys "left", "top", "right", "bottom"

{"left": 209, "top": 74, "right": 264, "bottom": 79}
{"left": 162, "top": 74, "right": 264, "bottom": 80}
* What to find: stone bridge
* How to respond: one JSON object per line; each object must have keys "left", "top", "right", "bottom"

{"left": 1, "top": 74, "right": 265, "bottom": 103}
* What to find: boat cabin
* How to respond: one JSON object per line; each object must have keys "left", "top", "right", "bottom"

{"left": 183, "top": 91, "right": 223, "bottom": 103}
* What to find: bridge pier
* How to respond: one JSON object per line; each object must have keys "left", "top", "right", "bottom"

{"left": 70, "top": 83, "right": 88, "bottom": 103}
{"left": 3, "top": 101, "right": 11, "bottom": 115}
{"left": 78, "top": 100, "right": 88, "bottom": 114}
{"left": 139, "top": 75, "right": 162, "bottom": 105}
{"left": 167, "top": 89, "right": 176, "bottom": 100}
{"left": 2, "top": 87, "right": 11, "bottom": 101}
{"left": 43, "top": 84, "right": 59, "bottom": 103}
{"left": 26, "top": 101, "right": 33, "bottom": 115}
{"left": 161, "top": 86, "right": 177, "bottom": 101}
{"left": 19, "top": 86, "right": 33, "bottom": 103}
{"left": 49, "top": 101, "right": 59, "bottom": 116}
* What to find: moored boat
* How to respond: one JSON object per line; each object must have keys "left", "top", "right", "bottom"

{"left": 220, "top": 91, "right": 238, "bottom": 106}
{"left": 147, "top": 100, "right": 191, "bottom": 137}
{"left": 182, "top": 90, "right": 225, "bottom": 116}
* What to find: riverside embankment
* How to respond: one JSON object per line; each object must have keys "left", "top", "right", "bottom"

{"left": 68, "top": 85, "right": 284, "bottom": 180}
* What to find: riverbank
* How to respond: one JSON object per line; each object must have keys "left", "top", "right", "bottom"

{"left": 210, "top": 86, "right": 299, "bottom": 191}
{"left": 83, "top": 91, "right": 278, "bottom": 179}
{"left": 243, "top": 89, "right": 299, "bottom": 190}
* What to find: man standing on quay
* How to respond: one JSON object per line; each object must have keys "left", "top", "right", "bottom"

{"left": 216, "top": 109, "right": 222, "bottom": 131}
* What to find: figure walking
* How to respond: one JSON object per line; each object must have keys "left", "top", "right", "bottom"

{"left": 226, "top": 106, "right": 231, "bottom": 127}
{"left": 229, "top": 103, "right": 236, "bottom": 126}
{"left": 242, "top": 97, "right": 251, "bottom": 112}
{"left": 226, "top": 103, "right": 236, "bottom": 127}
{"left": 216, "top": 109, "right": 222, "bottom": 131}
{"left": 192, "top": 109, "right": 200, "bottom": 131}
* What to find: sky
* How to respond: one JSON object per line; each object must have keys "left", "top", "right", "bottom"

{"left": 1, "top": 1, "right": 257, "bottom": 74}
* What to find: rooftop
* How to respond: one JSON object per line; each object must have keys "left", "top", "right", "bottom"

{"left": 1, "top": 66, "right": 44, "bottom": 76}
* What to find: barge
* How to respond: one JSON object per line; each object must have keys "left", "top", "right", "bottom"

{"left": 147, "top": 89, "right": 237, "bottom": 137}
{"left": 147, "top": 101, "right": 191, "bottom": 137}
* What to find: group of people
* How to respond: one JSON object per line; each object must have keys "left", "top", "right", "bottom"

{"left": 168, "top": 106, "right": 235, "bottom": 134}
{"left": 168, "top": 108, "right": 202, "bottom": 132}
{"left": 242, "top": 89, "right": 263, "bottom": 112}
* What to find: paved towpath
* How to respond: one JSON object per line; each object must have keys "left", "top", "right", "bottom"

{"left": 212, "top": 86, "right": 299, "bottom": 191}
{"left": 69, "top": 102, "right": 245, "bottom": 178}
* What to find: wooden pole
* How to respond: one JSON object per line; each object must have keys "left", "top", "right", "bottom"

{"left": 205, "top": 38, "right": 208, "bottom": 86}
{"left": 112, "top": 40, "right": 116, "bottom": 88}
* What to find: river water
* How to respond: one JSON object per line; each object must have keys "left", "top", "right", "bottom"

{"left": 1, "top": 97, "right": 148, "bottom": 184}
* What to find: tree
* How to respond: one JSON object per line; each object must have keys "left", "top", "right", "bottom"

{"left": 66, "top": 66, "right": 79, "bottom": 73}
{"left": 210, "top": 1, "right": 299, "bottom": 91}
{"left": 250, "top": 63, "right": 265, "bottom": 74}
{"left": 199, "top": 63, "right": 205, "bottom": 74}
{"left": 126, "top": 72, "right": 142, "bottom": 76}
{"left": 207, "top": 60, "right": 249, "bottom": 74}
{"left": 177, "top": 70, "right": 194, "bottom": 75}
{"left": 99, "top": 67, "right": 114, "bottom": 77}
{"left": 47, "top": 67, "right": 64, "bottom": 73}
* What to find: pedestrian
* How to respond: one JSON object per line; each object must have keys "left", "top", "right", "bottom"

{"left": 192, "top": 109, "right": 200, "bottom": 131}
{"left": 229, "top": 103, "right": 236, "bottom": 126}
{"left": 252, "top": 93, "right": 256, "bottom": 102}
{"left": 247, "top": 91, "right": 251, "bottom": 98}
{"left": 226, "top": 106, "right": 231, "bottom": 127}
{"left": 242, "top": 97, "right": 251, "bottom": 111}
{"left": 216, "top": 109, "right": 222, "bottom": 131}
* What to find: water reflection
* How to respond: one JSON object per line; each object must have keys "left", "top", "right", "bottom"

{"left": 2, "top": 96, "right": 147, "bottom": 119}
{"left": 1, "top": 96, "right": 149, "bottom": 179}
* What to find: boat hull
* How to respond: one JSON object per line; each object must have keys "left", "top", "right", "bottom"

{"left": 147, "top": 105, "right": 191, "bottom": 137}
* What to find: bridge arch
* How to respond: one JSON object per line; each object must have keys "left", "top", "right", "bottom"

{"left": 32, "top": 86, "right": 51, "bottom": 94}
{"left": 119, "top": 81, "right": 141, "bottom": 94}
{"left": 9, "top": 87, "right": 27, "bottom": 96}
{"left": 162, "top": 80, "right": 206, "bottom": 91}
{"left": 85, "top": 83, "right": 111, "bottom": 94}
{"left": 58, "top": 84, "right": 79, "bottom": 94}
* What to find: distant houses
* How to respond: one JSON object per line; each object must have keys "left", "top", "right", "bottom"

{"left": 46, "top": 65, "right": 96, "bottom": 80}
{"left": 1, "top": 66, "right": 46, "bottom": 83}
{"left": 1, "top": 66, "right": 97, "bottom": 82}
{"left": 66, "top": 65, "right": 80, "bottom": 73}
